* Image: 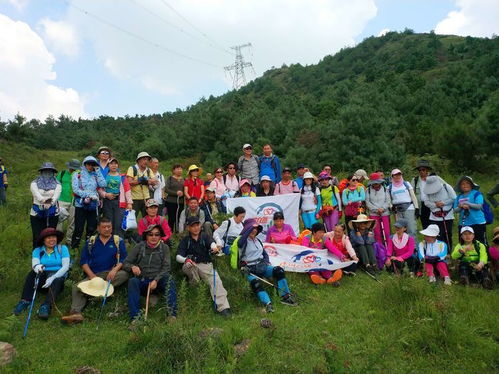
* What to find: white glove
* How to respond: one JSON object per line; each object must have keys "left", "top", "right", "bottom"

{"left": 42, "top": 276, "right": 55, "bottom": 288}
{"left": 33, "top": 264, "right": 45, "bottom": 274}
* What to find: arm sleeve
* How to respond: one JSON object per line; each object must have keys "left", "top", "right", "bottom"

{"left": 423, "top": 196, "right": 437, "bottom": 210}
{"left": 479, "top": 243, "right": 488, "bottom": 264}
{"left": 275, "top": 157, "right": 282, "bottom": 184}
{"left": 287, "top": 225, "right": 297, "bottom": 241}
{"left": 177, "top": 237, "right": 188, "bottom": 258}
{"left": 176, "top": 254, "right": 187, "bottom": 263}
{"left": 32, "top": 248, "right": 40, "bottom": 270}
{"left": 343, "top": 237, "right": 357, "bottom": 258}
{"left": 162, "top": 219, "right": 172, "bottom": 241}
{"left": 325, "top": 238, "right": 344, "bottom": 258}
{"left": 265, "top": 226, "right": 273, "bottom": 242}
{"left": 30, "top": 181, "right": 45, "bottom": 202}
{"left": 400, "top": 237, "right": 415, "bottom": 260}
{"left": 409, "top": 188, "right": 419, "bottom": 209}
{"left": 137, "top": 218, "right": 146, "bottom": 236}
{"left": 52, "top": 183, "right": 62, "bottom": 202}
{"left": 315, "top": 189, "right": 322, "bottom": 215}
{"left": 119, "top": 239, "right": 127, "bottom": 263}
{"left": 199, "top": 209, "right": 205, "bottom": 226}
{"left": 122, "top": 177, "right": 133, "bottom": 204}
{"left": 349, "top": 231, "right": 364, "bottom": 246}
{"left": 96, "top": 171, "right": 107, "bottom": 188}
{"left": 437, "top": 242, "right": 447, "bottom": 259}
{"left": 468, "top": 192, "right": 483, "bottom": 210}
{"left": 451, "top": 244, "right": 462, "bottom": 260}
{"left": 213, "top": 220, "right": 228, "bottom": 247}
{"left": 443, "top": 184, "right": 456, "bottom": 206}
{"left": 417, "top": 243, "right": 424, "bottom": 260}
{"left": 51, "top": 257, "right": 70, "bottom": 279}
{"left": 79, "top": 241, "right": 90, "bottom": 266}
{"left": 164, "top": 177, "right": 176, "bottom": 196}
{"left": 342, "top": 189, "right": 349, "bottom": 205}
{"left": 357, "top": 188, "right": 366, "bottom": 202}
{"left": 335, "top": 187, "right": 342, "bottom": 211}
{"left": 72, "top": 173, "right": 87, "bottom": 198}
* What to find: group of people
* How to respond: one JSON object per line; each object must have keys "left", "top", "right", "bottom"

{"left": 5, "top": 144, "right": 499, "bottom": 326}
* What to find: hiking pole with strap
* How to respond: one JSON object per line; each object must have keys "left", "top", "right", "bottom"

{"left": 23, "top": 273, "right": 40, "bottom": 338}
{"left": 175, "top": 195, "right": 181, "bottom": 233}
{"left": 243, "top": 269, "right": 295, "bottom": 296}
{"left": 211, "top": 253, "right": 218, "bottom": 312}
{"left": 145, "top": 282, "right": 152, "bottom": 321}
{"left": 360, "top": 266, "right": 382, "bottom": 284}
{"left": 96, "top": 279, "right": 112, "bottom": 330}
{"left": 440, "top": 208, "right": 451, "bottom": 250}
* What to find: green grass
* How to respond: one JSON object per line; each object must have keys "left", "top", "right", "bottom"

{"left": 0, "top": 140, "right": 498, "bottom": 373}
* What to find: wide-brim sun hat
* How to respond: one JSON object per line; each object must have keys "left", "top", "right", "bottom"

{"left": 66, "top": 159, "right": 80, "bottom": 170}
{"left": 97, "top": 146, "right": 111, "bottom": 156}
{"left": 82, "top": 156, "right": 99, "bottom": 166}
{"left": 136, "top": 152, "right": 151, "bottom": 161}
{"left": 242, "top": 218, "right": 263, "bottom": 235}
{"left": 348, "top": 214, "right": 376, "bottom": 230}
{"left": 38, "top": 162, "right": 57, "bottom": 173}
{"left": 78, "top": 277, "right": 114, "bottom": 297}
{"left": 420, "top": 224, "right": 440, "bottom": 237}
{"left": 394, "top": 219, "right": 408, "bottom": 228}
{"left": 318, "top": 171, "right": 331, "bottom": 180}
{"left": 303, "top": 171, "right": 314, "bottom": 180}
{"left": 354, "top": 169, "right": 368, "bottom": 179}
{"left": 367, "top": 172, "right": 384, "bottom": 186}
{"left": 242, "top": 143, "right": 252, "bottom": 150}
{"left": 188, "top": 164, "right": 200, "bottom": 173}
{"left": 414, "top": 159, "right": 433, "bottom": 170}
{"left": 36, "top": 227, "right": 64, "bottom": 247}
{"left": 423, "top": 175, "right": 443, "bottom": 195}
{"left": 456, "top": 176, "right": 479, "bottom": 192}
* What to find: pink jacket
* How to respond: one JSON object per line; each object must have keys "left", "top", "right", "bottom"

{"left": 326, "top": 234, "right": 356, "bottom": 259}
{"left": 138, "top": 215, "right": 172, "bottom": 241}
{"left": 387, "top": 234, "right": 415, "bottom": 261}
{"left": 301, "top": 235, "right": 344, "bottom": 259}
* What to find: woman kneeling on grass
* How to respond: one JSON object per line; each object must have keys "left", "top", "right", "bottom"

{"left": 385, "top": 219, "right": 415, "bottom": 275}
{"left": 13, "top": 228, "right": 70, "bottom": 320}
{"left": 301, "top": 223, "right": 343, "bottom": 286}
{"left": 325, "top": 224, "right": 359, "bottom": 276}
{"left": 451, "top": 226, "right": 492, "bottom": 289}
{"left": 417, "top": 224, "right": 452, "bottom": 285}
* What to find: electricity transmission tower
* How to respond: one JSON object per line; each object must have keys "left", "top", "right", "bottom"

{"left": 224, "top": 43, "right": 254, "bottom": 90}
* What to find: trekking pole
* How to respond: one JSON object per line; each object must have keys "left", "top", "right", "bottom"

{"left": 212, "top": 262, "right": 218, "bottom": 312}
{"left": 440, "top": 208, "right": 451, "bottom": 250}
{"left": 244, "top": 270, "right": 294, "bottom": 296}
{"left": 379, "top": 216, "right": 388, "bottom": 248}
{"left": 23, "top": 273, "right": 40, "bottom": 338}
{"left": 96, "top": 279, "right": 112, "bottom": 330}
{"left": 360, "top": 266, "right": 382, "bottom": 284}
{"left": 144, "top": 282, "right": 152, "bottom": 321}
{"left": 175, "top": 195, "right": 181, "bottom": 233}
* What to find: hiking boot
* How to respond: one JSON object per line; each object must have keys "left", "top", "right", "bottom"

{"left": 310, "top": 274, "right": 326, "bottom": 285}
{"left": 265, "top": 303, "right": 274, "bottom": 313}
{"left": 366, "top": 266, "right": 376, "bottom": 276}
{"left": 13, "top": 300, "right": 30, "bottom": 316}
{"left": 37, "top": 303, "right": 51, "bottom": 320}
{"left": 428, "top": 275, "right": 436, "bottom": 284}
{"left": 219, "top": 308, "right": 232, "bottom": 318}
{"left": 443, "top": 276, "right": 452, "bottom": 286}
{"left": 460, "top": 276, "right": 470, "bottom": 286}
{"left": 280, "top": 293, "right": 298, "bottom": 307}
{"left": 61, "top": 311, "right": 84, "bottom": 325}
{"left": 327, "top": 269, "right": 343, "bottom": 284}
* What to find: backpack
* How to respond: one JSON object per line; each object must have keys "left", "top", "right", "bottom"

{"left": 131, "top": 165, "right": 153, "bottom": 178}
{"left": 259, "top": 155, "right": 278, "bottom": 173}
{"left": 387, "top": 181, "right": 411, "bottom": 197}
{"left": 471, "top": 190, "right": 494, "bottom": 224}
{"left": 137, "top": 242, "right": 165, "bottom": 265}
{"left": 276, "top": 180, "right": 298, "bottom": 194}
{"left": 229, "top": 236, "right": 264, "bottom": 269}
{"left": 238, "top": 155, "right": 260, "bottom": 174}
{"left": 39, "top": 244, "right": 63, "bottom": 258}
{"left": 223, "top": 174, "right": 240, "bottom": 186}
{"left": 88, "top": 235, "right": 122, "bottom": 264}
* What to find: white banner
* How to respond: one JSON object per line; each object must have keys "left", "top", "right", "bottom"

{"left": 226, "top": 194, "right": 300, "bottom": 240}
{"left": 263, "top": 243, "right": 356, "bottom": 273}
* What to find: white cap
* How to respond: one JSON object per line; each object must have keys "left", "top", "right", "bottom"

{"left": 260, "top": 175, "right": 272, "bottom": 182}
{"left": 420, "top": 224, "right": 440, "bottom": 237}
{"left": 303, "top": 171, "right": 314, "bottom": 180}
{"left": 242, "top": 144, "right": 252, "bottom": 150}
{"left": 460, "top": 226, "right": 474, "bottom": 234}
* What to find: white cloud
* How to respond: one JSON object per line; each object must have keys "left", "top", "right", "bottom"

{"left": 0, "top": 13, "right": 85, "bottom": 120}
{"left": 0, "top": 0, "right": 28, "bottom": 11}
{"left": 435, "top": 0, "right": 499, "bottom": 37}
{"left": 378, "top": 28, "right": 390, "bottom": 37}
{"left": 66, "top": 0, "right": 377, "bottom": 95}
{"left": 38, "top": 18, "right": 79, "bottom": 57}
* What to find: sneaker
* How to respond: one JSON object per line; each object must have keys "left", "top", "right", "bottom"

{"left": 13, "top": 300, "right": 30, "bottom": 316}
{"left": 366, "top": 266, "right": 376, "bottom": 276}
{"left": 343, "top": 270, "right": 356, "bottom": 277}
{"left": 265, "top": 303, "right": 274, "bottom": 313}
{"left": 327, "top": 269, "right": 343, "bottom": 284}
{"left": 280, "top": 293, "right": 298, "bottom": 307}
{"left": 219, "top": 308, "right": 232, "bottom": 318}
{"left": 443, "top": 276, "right": 452, "bottom": 286}
{"left": 61, "top": 311, "right": 84, "bottom": 325}
{"left": 428, "top": 275, "right": 436, "bottom": 283}
{"left": 37, "top": 303, "right": 51, "bottom": 320}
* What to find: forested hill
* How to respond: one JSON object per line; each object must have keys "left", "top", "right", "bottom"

{"left": 2, "top": 31, "right": 498, "bottom": 172}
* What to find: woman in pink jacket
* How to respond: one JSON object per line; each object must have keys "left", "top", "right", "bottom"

{"left": 301, "top": 222, "right": 343, "bottom": 286}
{"left": 385, "top": 219, "right": 415, "bottom": 274}
{"left": 325, "top": 224, "right": 359, "bottom": 276}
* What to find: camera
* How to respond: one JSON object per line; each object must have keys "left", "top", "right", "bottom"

{"left": 138, "top": 176, "right": 149, "bottom": 185}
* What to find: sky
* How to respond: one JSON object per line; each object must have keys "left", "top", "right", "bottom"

{"left": 0, "top": 0, "right": 498, "bottom": 121}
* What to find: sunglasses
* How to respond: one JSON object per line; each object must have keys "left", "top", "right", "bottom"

{"left": 100, "top": 151, "right": 110, "bottom": 155}
{"left": 215, "top": 170, "right": 223, "bottom": 173}
{"left": 147, "top": 232, "right": 161, "bottom": 237}
{"left": 351, "top": 178, "right": 359, "bottom": 182}
{"left": 244, "top": 147, "right": 252, "bottom": 150}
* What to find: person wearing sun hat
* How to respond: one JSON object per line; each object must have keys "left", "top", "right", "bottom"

{"left": 299, "top": 171, "right": 322, "bottom": 229}
{"left": 451, "top": 226, "right": 492, "bottom": 288}
{"left": 422, "top": 175, "right": 456, "bottom": 250}
{"left": 410, "top": 159, "right": 435, "bottom": 229}
{"left": 238, "top": 144, "right": 260, "bottom": 186}
{"left": 201, "top": 187, "right": 226, "bottom": 236}
{"left": 385, "top": 219, "right": 415, "bottom": 274}
{"left": 256, "top": 175, "right": 275, "bottom": 196}
{"left": 137, "top": 199, "right": 172, "bottom": 242}
{"left": 388, "top": 168, "right": 419, "bottom": 238}
{"left": 417, "top": 224, "right": 451, "bottom": 285}
{"left": 348, "top": 214, "right": 377, "bottom": 274}
{"left": 318, "top": 171, "right": 342, "bottom": 231}
{"left": 184, "top": 164, "right": 205, "bottom": 204}
{"left": 366, "top": 172, "right": 391, "bottom": 246}
{"left": 13, "top": 228, "right": 70, "bottom": 319}
{"left": 96, "top": 146, "right": 112, "bottom": 178}
{"left": 235, "top": 178, "right": 256, "bottom": 197}
{"left": 126, "top": 152, "right": 157, "bottom": 218}
{"left": 30, "top": 162, "right": 62, "bottom": 248}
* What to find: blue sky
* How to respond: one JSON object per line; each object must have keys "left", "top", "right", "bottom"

{"left": 0, "top": 0, "right": 497, "bottom": 120}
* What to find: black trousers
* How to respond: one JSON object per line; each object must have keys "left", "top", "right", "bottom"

{"left": 420, "top": 203, "right": 431, "bottom": 230}
{"left": 72, "top": 207, "right": 98, "bottom": 248}
{"left": 21, "top": 270, "right": 65, "bottom": 304}
{"left": 30, "top": 215, "right": 58, "bottom": 248}
{"left": 165, "top": 201, "right": 184, "bottom": 233}
{"left": 132, "top": 199, "right": 147, "bottom": 219}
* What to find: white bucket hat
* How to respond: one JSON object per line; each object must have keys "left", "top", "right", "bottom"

{"left": 420, "top": 224, "right": 440, "bottom": 237}
{"left": 77, "top": 277, "right": 114, "bottom": 297}
{"left": 303, "top": 171, "right": 314, "bottom": 180}
{"left": 423, "top": 176, "right": 443, "bottom": 195}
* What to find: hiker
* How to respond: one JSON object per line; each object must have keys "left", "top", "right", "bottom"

{"left": 385, "top": 219, "right": 415, "bottom": 274}
{"left": 322, "top": 164, "right": 339, "bottom": 186}
{"left": 348, "top": 214, "right": 377, "bottom": 274}
{"left": 201, "top": 187, "right": 225, "bottom": 237}
{"left": 204, "top": 173, "right": 213, "bottom": 187}
{"left": 0, "top": 157, "right": 8, "bottom": 206}
{"left": 301, "top": 222, "right": 343, "bottom": 286}
{"left": 259, "top": 144, "right": 281, "bottom": 184}
{"left": 423, "top": 175, "right": 456, "bottom": 250}
{"left": 454, "top": 176, "right": 488, "bottom": 246}
{"left": 184, "top": 164, "right": 205, "bottom": 204}
{"left": 209, "top": 167, "right": 227, "bottom": 199}
{"left": 266, "top": 211, "right": 297, "bottom": 244}
{"left": 374, "top": 169, "right": 389, "bottom": 186}
{"left": 388, "top": 169, "right": 418, "bottom": 238}
{"left": 101, "top": 158, "right": 132, "bottom": 237}
{"left": 126, "top": 152, "right": 157, "bottom": 218}
{"left": 299, "top": 172, "right": 321, "bottom": 229}
{"left": 30, "top": 162, "right": 62, "bottom": 248}
{"left": 123, "top": 224, "right": 177, "bottom": 322}
{"left": 256, "top": 175, "right": 275, "bottom": 196}
{"left": 417, "top": 224, "right": 451, "bottom": 285}
{"left": 486, "top": 183, "right": 499, "bottom": 208}
{"left": 238, "top": 144, "right": 260, "bottom": 187}
{"left": 223, "top": 162, "right": 240, "bottom": 197}
{"left": 411, "top": 159, "right": 433, "bottom": 229}
{"left": 342, "top": 175, "right": 366, "bottom": 235}
{"left": 137, "top": 199, "right": 172, "bottom": 243}
{"left": 176, "top": 216, "right": 231, "bottom": 317}
{"left": 178, "top": 197, "right": 206, "bottom": 233}
{"left": 230, "top": 219, "right": 297, "bottom": 312}
{"left": 149, "top": 158, "right": 166, "bottom": 216}
{"left": 164, "top": 164, "right": 184, "bottom": 232}
{"left": 13, "top": 228, "right": 69, "bottom": 320}
{"left": 451, "top": 226, "right": 492, "bottom": 289}
{"left": 61, "top": 218, "right": 129, "bottom": 324}
{"left": 234, "top": 179, "right": 256, "bottom": 197}
{"left": 365, "top": 172, "right": 391, "bottom": 246}
{"left": 96, "top": 146, "right": 112, "bottom": 178}
{"left": 353, "top": 169, "right": 368, "bottom": 187}
{"left": 274, "top": 167, "right": 300, "bottom": 195}
{"left": 325, "top": 224, "right": 359, "bottom": 276}
{"left": 214, "top": 206, "right": 246, "bottom": 255}
{"left": 294, "top": 164, "right": 306, "bottom": 189}
{"left": 56, "top": 159, "right": 80, "bottom": 244}
{"left": 489, "top": 227, "right": 499, "bottom": 283}
{"left": 318, "top": 172, "right": 342, "bottom": 232}
{"left": 71, "top": 156, "right": 107, "bottom": 250}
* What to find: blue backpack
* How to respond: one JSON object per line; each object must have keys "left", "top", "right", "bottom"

{"left": 472, "top": 190, "right": 494, "bottom": 224}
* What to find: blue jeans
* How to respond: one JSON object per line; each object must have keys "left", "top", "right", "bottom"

{"left": 127, "top": 275, "right": 177, "bottom": 319}
{"left": 246, "top": 265, "right": 290, "bottom": 305}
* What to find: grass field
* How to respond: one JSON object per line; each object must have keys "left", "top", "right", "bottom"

{"left": 0, "top": 140, "right": 498, "bottom": 373}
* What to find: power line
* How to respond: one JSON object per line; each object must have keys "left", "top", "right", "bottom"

{"left": 158, "top": 0, "right": 233, "bottom": 56}
{"left": 224, "top": 43, "right": 255, "bottom": 90}
{"left": 65, "top": 1, "right": 222, "bottom": 69}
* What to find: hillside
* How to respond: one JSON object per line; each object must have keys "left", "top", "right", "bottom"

{"left": 1, "top": 31, "right": 499, "bottom": 173}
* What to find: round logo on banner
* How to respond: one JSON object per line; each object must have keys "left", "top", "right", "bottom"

{"left": 255, "top": 202, "right": 283, "bottom": 233}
